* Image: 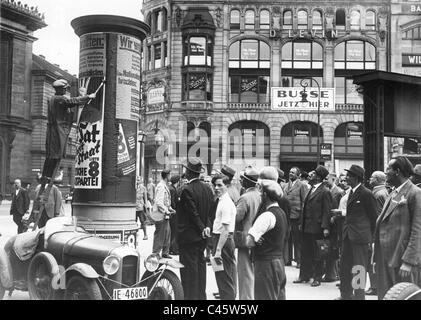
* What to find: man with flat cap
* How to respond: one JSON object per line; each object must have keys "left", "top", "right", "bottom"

{"left": 235, "top": 167, "right": 261, "bottom": 300}
{"left": 294, "top": 165, "right": 332, "bottom": 287}
{"left": 337, "top": 164, "right": 377, "bottom": 300}
{"left": 221, "top": 165, "right": 241, "bottom": 205}
{"left": 177, "top": 157, "right": 214, "bottom": 300}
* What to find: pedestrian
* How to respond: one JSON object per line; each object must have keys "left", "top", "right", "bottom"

{"left": 10, "top": 179, "right": 30, "bottom": 234}
{"left": 152, "top": 169, "right": 175, "bottom": 258}
{"left": 169, "top": 175, "right": 180, "bottom": 255}
{"left": 246, "top": 179, "right": 288, "bottom": 300}
{"left": 177, "top": 158, "right": 214, "bottom": 300}
{"left": 336, "top": 165, "right": 377, "bottom": 300}
{"left": 373, "top": 156, "right": 421, "bottom": 299}
{"left": 284, "top": 166, "right": 308, "bottom": 269}
{"left": 294, "top": 165, "right": 332, "bottom": 287}
{"left": 221, "top": 165, "right": 240, "bottom": 205}
{"left": 235, "top": 167, "right": 261, "bottom": 300}
{"left": 211, "top": 174, "right": 237, "bottom": 300}
{"left": 136, "top": 176, "right": 149, "bottom": 240}
{"left": 34, "top": 181, "right": 63, "bottom": 229}
{"left": 147, "top": 178, "right": 156, "bottom": 206}
{"left": 410, "top": 164, "right": 421, "bottom": 188}
{"left": 300, "top": 171, "right": 311, "bottom": 190}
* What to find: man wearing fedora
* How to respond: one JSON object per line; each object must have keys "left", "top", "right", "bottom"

{"left": 221, "top": 165, "right": 241, "bottom": 205}
{"left": 177, "top": 158, "right": 214, "bottom": 300}
{"left": 294, "top": 165, "right": 332, "bottom": 287}
{"left": 337, "top": 164, "right": 377, "bottom": 300}
{"left": 235, "top": 167, "right": 261, "bottom": 300}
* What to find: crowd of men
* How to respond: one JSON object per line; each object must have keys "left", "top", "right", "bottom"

{"left": 135, "top": 156, "right": 421, "bottom": 300}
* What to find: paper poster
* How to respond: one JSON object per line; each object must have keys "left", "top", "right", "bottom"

{"left": 117, "top": 120, "right": 137, "bottom": 176}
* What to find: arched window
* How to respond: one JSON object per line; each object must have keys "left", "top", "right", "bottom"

{"left": 260, "top": 10, "right": 270, "bottom": 30}
{"left": 336, "top": 9, "right": 346, "bottom": 30}
{"left": 282, "top": 41, "right": 323, "bottom": 69}
{"left": 155, "top": 10, "right": 163, "bottom": 33}
{"left": 280, "top": 121, "right": 323, "bottom": 155}
{"left": 230, "top": 9, "right": 240, "bottom": 29}
{"left": 334, "top": 122, "right": 363, "bottom": 158}
{"left": 162, "top": 8, "right": 168, "bottom": 31}
{"left": 312, "top": 10, "right": 323, "bottom": 30}
{"left": 245, "top": 10, "right": 255, "bottom": 30}
{"left": 297, "top": 10, "right": 308, "bottom": 29}
{"left": 283, "top": 10, "right": 293, "bottom": 29}
{"left": 334, "top": 41, "right": 376, "bottom": 70}
{"left": 366, "top": 10, "right": 376, "bottom": 30}
{"left": 350, "top": 10, "right": 361, "bottom": 30}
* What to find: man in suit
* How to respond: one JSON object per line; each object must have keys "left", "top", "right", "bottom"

{"left": 284, "top": 166, "right": 308, "bottom": 268}
{"left": 235, "top": 167, "right": 261, "bottom": 300}
{"left": 35, "top": 182, "right": 63, "bottom": 228}
{"left": 373, "top": 156, "right": 421, "bottom": 299}
{"left": 10, "top": 179, "right": 30, "bottom": 234}
{"left": 177, "top": 158, "right": 214, "bottom": 300}
{"left": 337, "top": 165, "right": 377, "bottom": 300}
{"left": 294, "top": 165, "right": 332, "bottom": 287}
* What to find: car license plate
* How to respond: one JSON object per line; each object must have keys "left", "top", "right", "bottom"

{"left": 113, "top": 287, "right": 148, "bottom": 300}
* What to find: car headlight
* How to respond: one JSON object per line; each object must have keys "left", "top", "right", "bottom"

{"left": 103, "top": 255, "right": 120, "bottom": 275}
{"left": 144, "top": 254, "right": 160, "bottom": 272}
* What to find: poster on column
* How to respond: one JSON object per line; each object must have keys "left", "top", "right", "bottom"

{"left": 116, "top": 34, "right": 141, "bottom": 121}
{"left": 74, "top": 33, "right": 106, "bottom": 189}
{"left": 117, "top": 120, "right": 137, "bottom": 177}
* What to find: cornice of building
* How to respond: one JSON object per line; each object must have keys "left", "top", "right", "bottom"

{"left": 0, "top": 0, "right": 47, "bottom": 31}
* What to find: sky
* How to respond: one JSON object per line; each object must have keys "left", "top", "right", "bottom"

{"left": 28, "top": 0, "right": 144, "bottom": 75}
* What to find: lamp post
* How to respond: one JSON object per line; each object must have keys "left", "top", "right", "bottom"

{"left": 300, "top": 78, "right": 321, "bottom": 165}
{"left": 137, "top": 130, "right": 146, "bottom": 179}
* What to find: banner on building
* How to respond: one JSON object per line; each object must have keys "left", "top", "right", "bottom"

{"left": 271, "top": 87, "right": 335, "bottom": 111}
{"left": 117, "top": 120, "right": 137, "bottom": 176}
{"left": 402, "top": 54, "right": 421, "bottom": 67}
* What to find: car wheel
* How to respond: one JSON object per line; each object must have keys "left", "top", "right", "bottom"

{"left": 64, "top": 276, "right": 102, "bottom": 300}
{"left": 147, "top": 269, "right": 184, "bottom": 300}
{"left": 383, "top": 282, "right": 421, "bottom": 300}
{"left": 27, "top": 252, "right": 59, "bottom": 300}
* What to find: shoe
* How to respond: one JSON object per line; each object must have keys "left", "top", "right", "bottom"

{"left": 293, "top": 279, "right": 309, "bottom": 284}
{"left": 311, "top": 280, "right": 321, "bottom": 287}
{"left": 161, "top": 254, "right": 171, "bottom": 259}
{"left": 321, "top": 277, "right": 336, "bottom": 283}
{"left": 336, "top": 283, "right": 341, "bottom": 287}
{"left": 143, "top": 236, "right": 148, "bottom": 240}
{"left": 285, "top": 261, "right": 292, "bottom": 266}
{"left": 213, "top": 292, "right": 220, "bottom": 299}
{"left": 295, "top": 263, "right": 301, "bottom": 269}
{"left": 365, "top": 288, "right": 377, "bottom": 296}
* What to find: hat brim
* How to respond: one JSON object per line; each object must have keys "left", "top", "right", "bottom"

{"left": 240, "top": 174, "right": 258, "bottom": 184}
{"left": 344, "top": 169, "right": 363, "bottom": 178}
{"left": 182, "top": 163, "right": 206, "bottom": 174}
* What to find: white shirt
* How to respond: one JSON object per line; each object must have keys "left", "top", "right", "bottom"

{"left": 312, "top": 182, "right": 323, "bottom": 193}
{"left": 338, "top": 189, "right": 351, "bottom": 216}
{"left": 15, "top": 189, "right": 19, "bottom": 196}
{"left": 248, "top": 203, "right": 278, "bottom": 242}
{"left": 213, "top": 192, "right": 236, "bottom": 234}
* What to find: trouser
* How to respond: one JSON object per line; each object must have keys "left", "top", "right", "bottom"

{"left": 367, "top": 245, "right": 377, "bottom": 290}
{"left": 152, "top": 219, "right": 170, "bottom": 256}
{"left": 237, "top": 248, "right": 254, "bottom": 300}
{"left": 339, "top": 237, "right": 369, "bottom": 300}
{"left": 37, "top": 209, "right": 50, "bottom": 229}
{"left": 136, "top": 210, "right": 147, "bottom": 236}
{"left": 13, "top": 214, "right": 25, "bottom": 234}
{"left": 290, "top": 219, "right": 302, "bottom": 264}
{"left": 179, "top": 240, "right": 207, "bottom": 300}
{"left": 324, "top": 230, "right": 339, "bottom": 280}
{"left": 42, "top": 158, "right": 60, "bottom": 180}
{"left": 169, "top": 214, "right": 179, "bottom": 254}
{"left": 299, "top": 233, "right": 324, "bottom": 281}
{"left": 212, "top": 234, "right": 237, "bottom": 300}
{"left": 255, "top": 258, "right": 286, "bottom": 300}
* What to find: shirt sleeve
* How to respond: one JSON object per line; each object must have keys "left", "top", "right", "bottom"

{"left": 248, "top": 211, "right": 276, "bottom": 242}
{"left": 220, "top": 199, "right": 236, "bottom": 226}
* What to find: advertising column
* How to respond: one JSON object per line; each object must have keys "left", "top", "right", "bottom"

{"left": 71, "top": 15, "right": 150, "bottom": 248}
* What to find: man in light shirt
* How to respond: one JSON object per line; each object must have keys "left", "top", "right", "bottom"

{"left": 212, "top": 174, "right": 237, "bottom": 300}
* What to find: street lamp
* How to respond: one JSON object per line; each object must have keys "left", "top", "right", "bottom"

{"left": 300, "top": 78, "right": 321, "bottom": 165}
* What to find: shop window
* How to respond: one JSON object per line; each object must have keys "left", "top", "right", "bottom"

{"left": 245, "top": 10, "right": 255, "bottom": 30}
{"left": 154, "top": 43, "right": 162, "bottom": 69}
{"left": 230, "top": 9, "right": 240, "bottom": 29}
{"left": 350, "top": 10, "right": 361, "bottom": 30}
{"left": 283, "top": 10, "right": 293, "bottom": 29}
{"left": 229, "top": 75, "right": 269, "bottom": 103}
{"left": 336, "top": 9, "right": 346, "bottom": 30}
{"left": 312, "top": 10, "right": 323, "bottom": 30}
{"left": 334, "top": 122, "right": 363, "bottom": 157}
{"left": 260, "top": 10, "right": 270, "bottom": 30}
{"left": 334, "top": 41, "right": 376, "bottom": 70}
{"left": 282, "top": 41, "right": 323, "bottom": 69}
{"left": 229, "top": 39, "right": 270, "bottom": 69}
{"left": 334, "top": 77, "right": 363, "bottom": 104}
{"left": 183, "top": 73, "right": 212, "bottom": 101}
{"left": 280, "top": 121, "right": 323, "bottom": 154}
{"left": 366, "top": 10, "right": 376, "bottom": 30}
{"left": 184, "top": 36, "right": 213, "bottom": 66}
{"left": 297, "top": 10, "right": 308, "bottom": 30}
{"left": 281, "top": 76, "right": 322, "bottom": 88}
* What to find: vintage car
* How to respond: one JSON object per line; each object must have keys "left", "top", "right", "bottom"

{"left": 0, "top": 217, "right": 184, "bottom": 300}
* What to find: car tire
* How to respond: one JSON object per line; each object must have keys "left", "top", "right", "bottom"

{"left": 64, "top": 276, "right": 102, "bottom": 300}
{"left": 27, "top": 252, "right": 59, "bottom": 300}
{"left": 383, "top": 282, "right": 421, "bottom": 300}
{"left": 146, "top": 269, "right": 184, "bottom": 300}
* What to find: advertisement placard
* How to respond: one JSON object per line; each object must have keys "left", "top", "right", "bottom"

{"left": 117, "top": 120, "right": 137, "bottom": 176}
{"left": 271, "top": 87, "right": 335, "bottom": 111}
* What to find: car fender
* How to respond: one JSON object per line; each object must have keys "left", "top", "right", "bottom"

{"left": 0, "top": 247, "right": 13, "bottom": 288}
{"left": 64, "top": 263, "right": 99, "bottom": 279}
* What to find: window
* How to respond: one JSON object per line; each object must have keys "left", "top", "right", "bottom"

{"left": 334, "top": 122, "right": 363, "bottom": 157}
{"left": 163, "top": 42, "right": 167, "bottom": 67}
{"left": 350, "top": 10, "right": 360, "bottom": 30}
{"left": 297, "top": 10, "right": 308, "bottom": 29}
{"left": 283, "top": 10, "right": 293, "bottom": 29}
{"left": 335, "top": 41, "right": 376, "bottom": 70}
{"left": 229, "top": 39, "right": 270, "bottom": 69}
{"left": 183, "top": 73, "right": 212, "bottom": 100}
{"left": 155, "top": 10, "right": 163, "bottom": 33}
{"left": 366, "top": 10, "right": 376, "bottom": 30}
{"left": 334, "top": 77, "right": 363, "bottom": 104}
{"left": 184, "top": 36, "right": 213, "bottom": 66}
{"left": 230, "top": 10, "right": 240, "bottom": 29}
{"left": 403, "top": 26, "right": 421, "bottom": 40}
{"left": 245, "top": 10, "right": 255, "bottom": 30}
{"left": 147, "top": 45, "right": 152, "bottom": 70}
{"left": 154, "top": 43, "right": 161, "bottom": 69}
{"left": 280, "top": 121, "right": 323, "bottom": 154}
{"left": 281, "top": 76, "right": 322, "bottom": 88}
{"left": 260, "top": 10, "right": 270, "bottom": 30}
{"left": 336, "top": 9, "right": 346, "bottom": 30}
{"left": 282, "top": 41, "right": 323, "bottom": 69}
{"left": 229, "top": 75, "right": 269, "bottom": 103}
{"left": 0, "top": 33, "right": 12, "bottom": 114}
{"left": 312, "top": 10, "right": 323, "bottom": 30}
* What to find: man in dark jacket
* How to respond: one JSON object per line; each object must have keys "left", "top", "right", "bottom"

{"left": 337, "top": 165, "right": 377, "bottom": 300}
{"left": 294, "top": 165, "right": 332, "bottom": 287}
{"left": 177, "top": 158, "right": 214, "bottom": 300}
{"left": 10, "top": 179, "right": 30, "bottom": 234}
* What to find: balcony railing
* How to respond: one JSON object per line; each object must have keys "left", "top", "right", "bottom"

{"left": 335, "top": 104, "right": 364, "bottom": 112}
{"left": 225, "top": 103, "right": 271, "bottom": 111}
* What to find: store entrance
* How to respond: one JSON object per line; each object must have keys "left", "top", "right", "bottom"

{"left": 280, "top": 161, "right": 323, "bottom": 181}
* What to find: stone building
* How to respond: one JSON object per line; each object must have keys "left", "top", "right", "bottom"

{"left": 141, "top": 0, "right": 390, "bottom": 180}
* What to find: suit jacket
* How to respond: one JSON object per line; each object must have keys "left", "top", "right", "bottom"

{"left": 10, "top": 187, "right": 30, "bottom": 217}
{"left": 343, "top": 184, "right": 377, "bottom": 244}
{"left": 154, "top": 180, "right": 171, "bottom": 214}
{"left": 374, "top": 180, "right": 421, "bottom": 268}
{"left": 235, "top": 187, "right": 261, "bottom": 233}
{"left": 177, "top": 179, "right": 214, "bottom": 245}
{"left": 301, "top": 184, "right": 332, "bottom": 234}
{"left": 284, "top": 180, "right": 308, "bottom": 220}
{"left": 372, "top": 185, "right": 389, "bottom": 216}
{"left": 35, "top": 184, "right": 63, "bottom": 218}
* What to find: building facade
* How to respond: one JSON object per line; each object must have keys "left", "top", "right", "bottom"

{"left": 141, "top": 0, "right": 390, "bottom": 180}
